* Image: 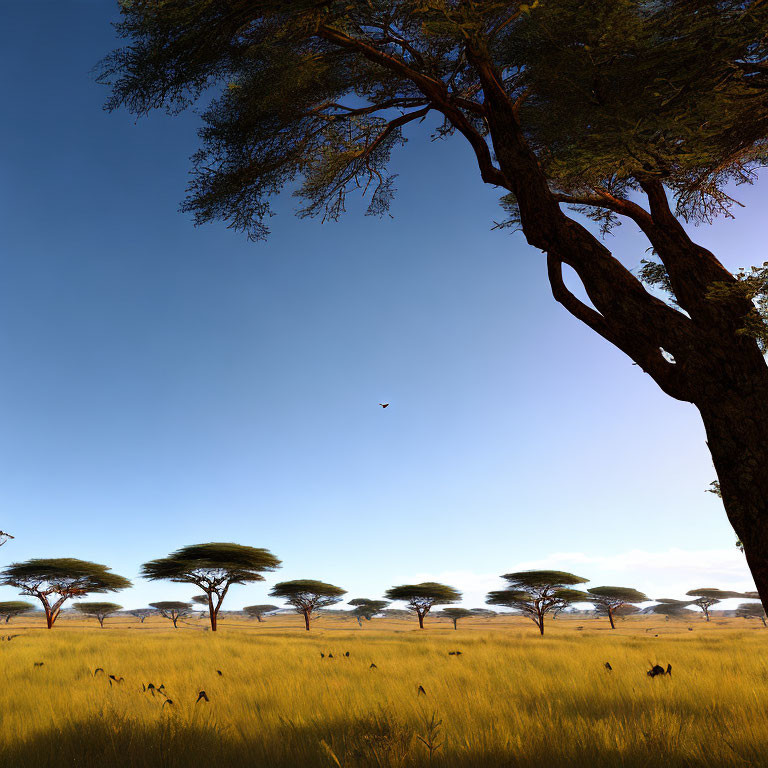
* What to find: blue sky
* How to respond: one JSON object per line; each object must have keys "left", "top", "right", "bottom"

{"left": 0, "top": 1, "right": 761, "bottom": 611}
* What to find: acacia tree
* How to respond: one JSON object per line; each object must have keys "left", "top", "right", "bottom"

{"left": 191, "top": 594, "right": 209, "bottom": 618}
{"left": 648, "top": 599, "right": 694, "bottom": 619}
{"left": 441, "top": 607, "right": 474, "bottom": 630}
{"left": 384, "top": 582, "right": 461, "bottom": 629}
{"left": 101, "top": 1, "right": 768, "bottom": 608}
{"left": 269, "top": 579, "right": 346, "bottom": 630}
{"left": 0, "top": 601, "right": 34, "bottom": 623}
{"left": 149, "top": 601, "right": 192, "bottom": 628}
{"left": 0, "top": 559, "right": 131, "bottom": 629}
{"left": 73, "top": 602, "right": 123, "bottom": 628}
{"left": 587, "top": 586, "right": 648, "bottom": 629}
{"left": 685, "top": 588, "right": 745, "bottom": 622}
{"left": 348, "top": 598, "right": 390, "bottom": 626}
{"left": 129, "top": 608, "right": 154, "bottom": 623}
{"left": 486, "top": 571, "right": 588, "bottom": 635}
{"left": 141, "top": 543, "right": 281, "bottom": 632}
{"left": 243, "top": 604, "right": 280, "bottom": 622}
{"left": 736, "top": 601, "right": 767, "bottom": 626}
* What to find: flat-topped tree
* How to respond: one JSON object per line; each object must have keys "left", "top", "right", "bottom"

{"left": 588, "top": 587, "right": 648, "bottom": 630}
{"left": 348, "top": 598, "right": 390, "bottom": 626}
{"left": 470, "top": 608, "right": 496, "bottom": 619}
{"left": 102, "top": 2, "right": 768, "bottom": 611}
{"left": 191, "top": 594, "right": 209, "bottom": 618}
{"left": 243, "top": 604, "right": 280, "bottom": 622}
{"left": 441, "top": 607, "right": 474, "bottom": 630}
{"left": 73, "top": 602, "right": 123, "bottom": 628}
{"left": 149, "top": 601, "right": 192, "bottom": 628}
{"left": 486, "top": 571, "right": 589, "bottom": 636}
{"left": 648, "top": 599, "right": 694, "bottom": 619}
{"left": 0, "top": 601, "right": 34, "bottom": 623}
{"left": 141, "top": 543, "right": 281, "bottom": 632}
{"left": 384, "top": 583, "right": 461, "bottom": 629}
{"left": 129, "top": 608, "right": 154, "bottom": 623}
{"left": 686, "top": 588, "right": 745, "bottom": 622}
{"left": 0, "top": 559, "right": 131, "bottom": 629}
{"left": 269, "top": 580, "right": 346, "bottom": 631}
{"left": 736, "top": 602, "right": 767, "bottom": 626}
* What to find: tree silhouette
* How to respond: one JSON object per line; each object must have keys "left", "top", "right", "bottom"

{"left": 129, "top": 608, "right": 154, "bottom": 623}
{"left": 101, "top": 2, "right": 768, "bottom": 608}
{"left": 487, "top": 571, "right": 589, "bottom": 635}
{"left": 269, "top": 580, "right": 346, "bottom": 631}
{"left": 685, "top": 588, "right": 745, "bottom": 622}
{"left": 648, "top": 599, "right": 694, "bottom": 619}
{"left": 384, "top": 583, "right": 461, "bottom": 629}
{"left": 348, "top": 598, "right": 390, "bottom": 626}
{"left": 243, "top": 604, "right": 280, "bottom": 622}
{"left": 141, "top": 543, "right": 281, "bottom": 632}
{"left": 0, "top": 559, "right": 131, "bottom": 629}
{"left": 440, "top": 607, "right": 474, "bottom": 630}
{"left": 73, "top": 602, "right": 123, "bottom": 628}
{"left": 0, "top": 601, "right": 34, "bottom": 623}
{"left": 587, "top": 586, "right": 648, "bottom": 629}
{"left": 149, "top": 601, "right": 192, "bottom": 628}
{"left": 736, "top": 601, "right": 767, "bottom": 626}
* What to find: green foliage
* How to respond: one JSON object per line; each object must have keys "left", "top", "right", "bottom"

{"left": 0, "top": 559, "right": 132, "bottom": 595}
{"left": 243, "top": 604, "right": 280, "bottom": 619}
{"left": 348, "top": 598, "right": 390, "bottom": 621}
{"left": 100, "top": 1, "right": 768, "bottom": 240}
{"left": 384, "top": 583, "right": 461, "bottom": 622}
{"left": 649, "top": 599, "right": 694, "bottom": 618}
{"left": 270, "top": 580, "right": 347, "bottom": 619}
{"left": 0, "top": 601, "right": 34, "bottom": 621}
{"left": 149, "top": 601, "right": 192, "bottom": 626}
{"left": 587, "top": 586, "right": 648, "bottom": 606}
{"left": 73, "top": 602, "right": 123, "bottom": 626}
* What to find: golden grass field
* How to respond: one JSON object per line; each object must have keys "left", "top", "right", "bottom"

{"left": 1, "top": 612, "right": 767, "bottom": 768}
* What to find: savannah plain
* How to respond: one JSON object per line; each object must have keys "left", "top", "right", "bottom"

{"left": 1, "top": 613, "right": 766, "bottom": 768}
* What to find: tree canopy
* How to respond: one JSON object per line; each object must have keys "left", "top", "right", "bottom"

{"left": 73, "top": 602, "right": 123, "bottom": 628}
{"left": 736, "top": 601, "right": 767, "bottom": 626}
{"left": 269, "top": 579, "right": 347, "bottom": 630}
{"left": 384, "top": 582, "right": 461, "bottom": 628}
{"left": 0, "top": 601, "right": 34, "bottom": 623}
{"left": 685, "top": 588, "right": 745, "bottom": 621}
{"left": 487, "top": 571, "right": 589, "bottom": 635}
{"left": 0, "top": 558, "right": 131, "bottom": 629}
{"left": 587, "top": 586, "right": 648, "bottom": 629}
{"left": 141, "top": 543, "right": 281, "bottom": 631}
{"left": 149, "top": 601, "right": 193, "bottom": 628}
{"left": 243, "top": 604, "right": 281, "bottom": 621}
{"left": 348, "top": 598, "right": 390, "bottom": 625}
{"left": 440, "top": 606, "right": 473, "bottom": 629}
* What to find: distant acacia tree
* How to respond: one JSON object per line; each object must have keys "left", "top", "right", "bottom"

{"left": 486, "top": 571, "right": 589, "bottom": 636}
{"left": 141, "top": 543, "right": 281, "bottom": 632}
{"left": 685, "top": 588, "right": 745, "bottom": 621}
{"left": 269, "top": 580, "right": 346, "bottom": 631}
{"left": 440, "top": 607, "right": 474, "bottom": 630}
{"left": 73, "top": 602, "right": 123, "bottom": 628}
{"left": 348, "top": 598, "right": 390, "bottom": 626}
{"left": 381, "top": 608, "right": 412, "bottom": 620}
{"left": 612, "top": 604, "right": 642, "bottom": 620}
{"left": 0, "top": 559, "right": 131, "bottom": 629}
{"left": 648, "top": 599, "right": 694, "bottom": 619}
{"left": 0, "top": 601, "right": 34, "bottom": 623}
{"left": 243, "top": 604, "right": 280, "bottom": 622}
{"left": 587, "top": 586, "right": 648, "bottom": 629}
{"left": 470, "top": 608, "right": 496, "bottom": 619}
{"left": 736, "top": 602, "right": 767, "bottom": 626}
{"left": 384, "top": 583, "right": 461, "bottom": 629}
{"left": 129, "top": 608, "right": 154, "bottom": 623}
{"left": 191, "top": 594, "right": 209, "bottom": 618}
{"left": 149, "top": 601, "right": 192, "bottom": 628}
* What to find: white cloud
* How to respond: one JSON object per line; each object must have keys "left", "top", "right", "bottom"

{"left": 415, "top": 547, "right": 756, "bottom": 608}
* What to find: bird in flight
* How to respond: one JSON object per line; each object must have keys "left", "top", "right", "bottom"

{"left": 379, "top": 403, "right": 389, "bottom": 408}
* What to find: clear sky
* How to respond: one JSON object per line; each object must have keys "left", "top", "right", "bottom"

{"left": 0, "top": 1, "right": 761, "bottom": 611}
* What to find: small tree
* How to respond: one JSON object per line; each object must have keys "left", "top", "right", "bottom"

{"left": 384, "top": 583, "right": 461, "bottom": 629}
{"left": 269, "top": 580, "right": 346, "bottom": 631}
{"left": 141, "top": 543, "right": 281, "bottom": 632}
{"left": 149, "top": 601, "right": 192, "bottom": 628}
{"left": 0, "top": 601, "right": 34, "bottom": 623}
{"left": 348, "top": 598, "right": 390, "bottom": 626}
{"left": 486, "top": 571, "right": 589, "bottom": 636}
{"left": 587, "top": 586, "right": 648, "bottom": 630}
{"left": 686, "top": 588, "right": 745, "bottom": 622}
{"left": 191, "top": 594, "right": 209, "bottom": 618}
{"left": 736, "top": 602, "right": 767, "bottom": 626}
{"left": 73, "top": 602, "right": 123, "bottom": 628}
{"left": 129, "top": 608, "right": 154, "bottom": 623}
{"left": 648, "top": 599, "right": 694, "bottom": 619}
{"left": 470, "top": 608, "right": 496, "bottom": 619}
{"left": 440, "top": 607, "right": 474, "bottom": 630}
{"left": 0, "top": 559, "right": 131, "bottom": 629}
{"left": 243, "top": 604, "right": 280, "bottom": 622}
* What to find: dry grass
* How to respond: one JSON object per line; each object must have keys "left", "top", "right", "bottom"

{"left": 0, "top": 613, "right": 766, "bottom": 767}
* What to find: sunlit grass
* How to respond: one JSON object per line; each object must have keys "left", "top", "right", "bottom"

{"left": 0, "top": 614, "right": 766, "bottom": 767}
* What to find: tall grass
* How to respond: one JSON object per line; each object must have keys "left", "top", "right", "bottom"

{"left": 1, "top": 615, "right": 766, "bottom": 767}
